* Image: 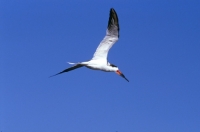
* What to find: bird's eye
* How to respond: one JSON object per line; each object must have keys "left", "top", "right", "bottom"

{"left": 110, "top": 63, "right": 117, "bottom": 67}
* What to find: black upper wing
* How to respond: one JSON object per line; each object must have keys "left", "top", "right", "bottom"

{"left": 49, "top": 64, "right": 83, "bottom": 78}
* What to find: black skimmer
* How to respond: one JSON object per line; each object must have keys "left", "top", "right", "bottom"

{"left": 50, "top": 8, "right": 129, "bottom": 82}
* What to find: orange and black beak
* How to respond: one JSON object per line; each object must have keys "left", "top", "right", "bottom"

{"left": 116, "top": 70, "right": 129, "bottom": 82}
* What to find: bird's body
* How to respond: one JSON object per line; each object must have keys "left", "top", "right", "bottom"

{"left": 50, "top": 8, "right": 129, "bottom": 82}
{"left": 80, "top": 60, "right": 117, "bottom": 72}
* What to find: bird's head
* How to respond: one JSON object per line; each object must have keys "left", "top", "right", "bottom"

{"left": 109, "top": 63, "right": 129, "bottom": 82}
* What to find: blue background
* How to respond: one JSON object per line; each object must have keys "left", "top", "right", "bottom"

{"left": 1, "top": 0, "right": 200, "bottom": 132}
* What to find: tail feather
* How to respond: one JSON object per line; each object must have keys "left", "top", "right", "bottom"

{"left": 67, "top": 62, "right": 76, "bottom": 65}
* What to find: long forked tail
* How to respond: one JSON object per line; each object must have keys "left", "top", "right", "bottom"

{"left": 67, "top": 62, "right": 76, "bottom": 65}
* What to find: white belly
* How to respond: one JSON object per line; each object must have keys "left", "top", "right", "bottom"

{"left": 84, "top": 59, "right": 112, "bottom": 72}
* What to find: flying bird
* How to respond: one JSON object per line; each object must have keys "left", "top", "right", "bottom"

{"left": 50, "top": 8, "right": 129, "bottom": 82}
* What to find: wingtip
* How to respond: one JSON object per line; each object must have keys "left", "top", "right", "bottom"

{"left": 110, "top": 8, "right": 115, "bottom": 11}
{"left": 110, "top": 8, "right": 117, "bottom": 15}
{"left": 49, "top": 74, "right": 56, "bottom": 78}
{"left": 49, "top": 72, "right": 61, "bottom": 78}
{"left": 107, "top": 7, "right": 119, "bottom": 37}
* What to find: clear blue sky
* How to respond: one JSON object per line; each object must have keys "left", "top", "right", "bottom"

{"left": 1, "top": 0, "right": 200, "bottom": 132}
